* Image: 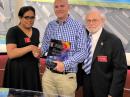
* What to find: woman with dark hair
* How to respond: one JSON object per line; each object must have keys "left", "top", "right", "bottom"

{"left": 3, "top": 6, "right": 42, "bottom": 91}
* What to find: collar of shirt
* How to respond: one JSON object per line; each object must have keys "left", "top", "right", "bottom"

{"left": 56, "top": 15, "right": 70, "bottom": 25}
{"left": 92, "top": 27, "right": 102, "bottom": 41}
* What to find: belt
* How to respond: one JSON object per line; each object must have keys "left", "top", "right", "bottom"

{"left": 47, "top": 66, "right": 69, "bottom": 74}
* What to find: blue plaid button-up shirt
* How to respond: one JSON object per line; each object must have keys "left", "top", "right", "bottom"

{"left": 41, "top": 16, "right": 88, "bottom": 72}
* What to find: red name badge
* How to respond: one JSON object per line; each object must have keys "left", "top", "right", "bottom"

{"left": 24, "top": 37, "right": 31, "bottom": 43}
{"left": 97, "top": 56, "right": 108, "bottom": 62}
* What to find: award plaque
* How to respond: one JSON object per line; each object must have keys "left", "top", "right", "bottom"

{"left": 46, "top": 39, "right": 71, "bottom": 69}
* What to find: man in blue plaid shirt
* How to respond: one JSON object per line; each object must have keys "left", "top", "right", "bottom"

{"left": 41, "top": 0, "right": 88, "bottom": 97}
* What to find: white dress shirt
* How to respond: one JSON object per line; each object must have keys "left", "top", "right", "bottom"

{"left": 91, "top": 28, "right": 103, "bottom": 58}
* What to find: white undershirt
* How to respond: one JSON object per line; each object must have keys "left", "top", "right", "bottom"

{"left": 91, "top": 28, "right": 103, "bottom": 58}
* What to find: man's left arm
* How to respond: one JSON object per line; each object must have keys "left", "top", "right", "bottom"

{"left": 63, "top": 26, "right": 88, "bottom": 72}
{"left": 55, "top": 26, "right": 88, "bottom": 72}
{"left": 109, "top": 38, "right": 127, "bottom": 97}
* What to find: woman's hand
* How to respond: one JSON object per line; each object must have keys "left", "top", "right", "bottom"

{"left": 31, "top": 45, "right": 41, "bottom": 58}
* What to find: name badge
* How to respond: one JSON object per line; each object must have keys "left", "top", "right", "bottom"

{"left": 97, "top": 56, "right": 108, "bottom": 62}
{"left": 24, "top": 37, "right": 31, "bottom": 43}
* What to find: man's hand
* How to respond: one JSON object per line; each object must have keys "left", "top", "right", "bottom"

{"left": 53, "top": 61, "right": 64, "bottom": 72}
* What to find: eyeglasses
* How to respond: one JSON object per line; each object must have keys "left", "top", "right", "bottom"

{"left": 23, "top": 16, "right": 35, "bottom": 20}
{"left": 86, "top": 19, "right": 99, "bottom": 24}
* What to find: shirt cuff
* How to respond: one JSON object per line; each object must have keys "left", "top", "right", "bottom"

{"left": 63, "top": 61, "right": 70, "bottom": 72}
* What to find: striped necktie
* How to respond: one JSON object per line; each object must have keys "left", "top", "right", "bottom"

{"left": 82, "top": 34, "right": 92, "bottom": 74}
